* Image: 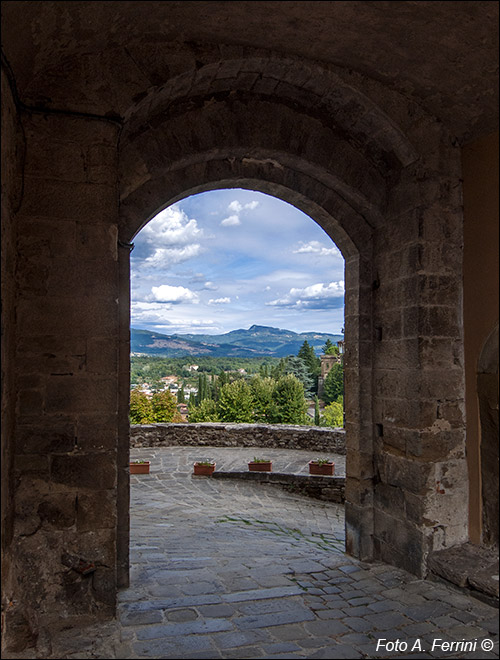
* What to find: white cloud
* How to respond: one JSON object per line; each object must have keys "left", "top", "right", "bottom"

{"left": 138, "top": 205, "right": 206, "bottom": 268}
{"left": 267, "top": 281, "right": 344, "bottom": 309}
{"left": 144, "top": 244, "right": 204, "bottom": 267}
{"left": 148, "top": 285, "right": 199, "bottom": 304}
{"left": 153, "top": 319, "right": 218, "bottom": 332}
{"left": 202, "top": 281, "right": 218, "bottom": 290}
{"left": 293, "top": 241, "right": 342, "bottom": 258}
{"left": 228, "top": 200, "right": 243, "bottom": 213}
{"left": 222, "top": 200, "right": 259, "bottom": 226}
{"left": 141, "top": 205, "right": 204, "bottom": 246}
{"left": 208, "top": 297, "right": 231, "bottom": 305}
{"left": 220, "top": 215, "right": 241, "bottom": 227}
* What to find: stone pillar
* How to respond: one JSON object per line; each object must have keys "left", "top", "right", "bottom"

{"left": 1, "top": 66, "right": 25, "bottom": 651}
{"left": 371, "top": 135, "right": 468, "bottom": 576}
{"left": 344, "top": 251, "right": 375, "bottom": 563}
{"left": 7, "top": 111, "right": 120, "bottom": 649}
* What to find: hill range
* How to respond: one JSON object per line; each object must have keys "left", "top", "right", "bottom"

{"left": 131, "top": 325, "right": 343, "bottom": 358}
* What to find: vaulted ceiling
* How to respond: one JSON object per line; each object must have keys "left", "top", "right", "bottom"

{"left": 2, "top": 1, "right": 498, "bottom": 144}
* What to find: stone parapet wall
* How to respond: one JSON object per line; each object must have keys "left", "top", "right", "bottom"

{"left": 212, "top": 471, "right": 345, "bottom": 504}
{"left": 130, "top": 423, "right": 346, "bottom": 454}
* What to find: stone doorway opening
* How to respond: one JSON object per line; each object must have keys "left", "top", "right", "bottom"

{"left": 128, "top": 188, "right": 346, "bottom": 426}
{"left": 118, "top": 164, "right": 372, "bottom": 591}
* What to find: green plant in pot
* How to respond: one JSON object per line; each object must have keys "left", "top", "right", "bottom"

{"left": 308, "top": 458, "right": 335, "bottom": 476}
{"left": 129, "top": 459, "right": 151, "bottom": 474}
{"left": 248, "top": 456, "right": 272, "bottom": 472}
{"left": 193, "top": 459, "right": 216, "bottom": 476}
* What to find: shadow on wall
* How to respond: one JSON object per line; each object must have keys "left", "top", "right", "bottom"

{"left": 478, "top": 324, "right": 499, "bottom": 548}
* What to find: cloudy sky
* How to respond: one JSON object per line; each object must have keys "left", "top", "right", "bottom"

{"left": 131, "top": 189, "right": 345, "bottom": 336}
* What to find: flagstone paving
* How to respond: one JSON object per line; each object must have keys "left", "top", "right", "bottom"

{"left": 10, "top": 446, "right": 498, "bottom": 659}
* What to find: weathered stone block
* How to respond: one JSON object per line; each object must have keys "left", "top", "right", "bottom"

{"left": 46, "top": 258, "right": 118, "bottom": 298}
{"left": 86, "top": 338, "right": 118, "bottom": 375}
{"left": 76, "top": 414, "right": 118, "bottom": 451}
{"left": 50, "top": 453, "right": 116, "bottom": 490}
{"left": 17, "top": 423, "right": 76, "bottom": 455}
{"left": 373, "top": 509, "right": 427, "bottom": 576}
{"left": 92, "top": 567, "right": 116, "bottom": 607}
{"left": 76, "top": 223, "right": 118, "bottom": 261}
{"left": 45, "top": 376, "right": 117, "bottom": 414}
{"left": 77, "top": 491, "right": 116, "bottom": 532}
{"left": 24, "top": 140, "right": 87, "bottom": 182}
{"left": 37, "top": 494, "right": 77, "bottom": 528}
{"left": 377, "top": 453, "right": 431, "bottom": 494}
{"left": 19, "top": 177, "right": 117, "bottom": 222}
{"left": 17, "top": 389, "right": 44, "bottom": 417}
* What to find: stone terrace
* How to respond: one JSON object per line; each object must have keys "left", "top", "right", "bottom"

{"left": 6, "top": 446, "right": 498, "bottom": 659}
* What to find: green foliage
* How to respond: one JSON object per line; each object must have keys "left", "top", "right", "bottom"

{"left": 217, "top": 380, "right": 255, "bottom": 423}
{"left": 284, "top": 355, "right": 314, "bottom": 392}
{"left": 270, "top": 357, "right": 287, "bottom": 380}
{"left": 298, "top": 339, "right": 321, "bottom": 373}
{"left": 322, "top": 339, "right": 339, "bottom": 356}
{"left": 323, "top": 362, "right": 344, "bottom": 404}
{"left": 250, "top": 376, "right": 276, "bottom": 423}
{"left": 129, "top": 388, "right": 154, "bottom": 424}
{"left": 151, "top": 390, "right": 178, "bottom": 422}
{"left": 188, "top": 398, "right": 218, "bottom": 422}
{"left": 177, "top": 386, "right": 185, "bottom": 403}
{"left": 321, "top": 399, "right": 344, "bottom": 428}
{"left": 270, "top": 374, "right": 307, "bottom": 424}
{"left": 314, "top": 395, "right": 321, "bottom": 426}
{"left": 196, "top": 372, "right": 211, "bottom": 405}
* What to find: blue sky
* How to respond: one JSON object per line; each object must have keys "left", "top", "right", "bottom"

{"left": 131, "top": 189, "right": 345, "bottom": 335}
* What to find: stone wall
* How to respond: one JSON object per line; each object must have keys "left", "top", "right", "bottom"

{"left": 1, "top": 65, "right": 25, "bottom": 650}
{"left": 130, "top": 423, "right": 346, "bottom": 454}
{"left": 6, "top": 111, "right": 121, "bottom": 649}
{"left": 212, "top": 471, "right": 345, "bottom": 504}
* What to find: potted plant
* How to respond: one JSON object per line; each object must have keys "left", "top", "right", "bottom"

{"left": 308, "top": 458, "right": 335, "bottom": 476}
{"left": 193, "top": 460, "right": 216, "bottom": 476}
{"left": 248, "top": 457, "right": 272, "bottom": 472}
{"left": 130, "top": 460, "right": 150, "bottom": 474}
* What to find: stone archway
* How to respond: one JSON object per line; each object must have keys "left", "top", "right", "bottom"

{"left": 116, "top": 55, "right": 470, "bottom": 582}
{"left": 117, "top": 87, "right": 386, "bottom": 586}
{"left": 477, "top": 324, "right": 499, "bottom": 548}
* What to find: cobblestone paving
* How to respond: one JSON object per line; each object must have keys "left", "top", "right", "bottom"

{"left": 13, "top": 447, "right": 498, "bottom": 659}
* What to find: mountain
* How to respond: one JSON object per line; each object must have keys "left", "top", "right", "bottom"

{"left": 131, "top": 325, "right": 343, "bottom": 357}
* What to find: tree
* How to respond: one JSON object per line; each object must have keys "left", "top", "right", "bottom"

{"left": 188, "top": 398, "right": 219, "bottom": 422}
{"left": 270, "top": 357, "right": 287, "bottom": 380}
{"left": 271, "top": 374, "right": 307, "bottom": 424}
{"left": 322, "top": 338, "right": 339, "bottom": 356}
{"left": 298, "top": 340, "right": 321, "bottom": 379}
{"left": 323, "top": 362, "right": 344, "bottom": 404}
{"left": 314, "top": 395, "right": 321, "bottom": 426}
{"left": 284, "top": 355, "right": 314, "bottom": 392}
{"left": 250, "top": 376, "right": 276, "bottom": 423}
{"left": 217, "top": 380, "right": 255, "bottom": 423}
{"left": 151, "top": 390, "right": 178, "bottom": 422}
{"left": 129, "top": 388, "right": 154, "bottom": 424}
{"left": 177, "top": 386, "right": 185, "bottom": 403}
{"left": 321, "top": 398, "right": 343, "bottom": 428}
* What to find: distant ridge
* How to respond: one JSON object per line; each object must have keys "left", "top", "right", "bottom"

{"left": 131, "top": 325, "right": 343, "bottom": 357}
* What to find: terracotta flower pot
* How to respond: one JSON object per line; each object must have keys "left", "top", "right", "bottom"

{"left": 130, "top": 461, "right": 150, "bottom": 474}
{"left": 248, "top": 461, "right": 272, "bottom": 472}
{"left": 193, "top": 462, "right": 216, "bottom": 476}
{"left": 308, "top": 461, "right": 335, "bottom": 476}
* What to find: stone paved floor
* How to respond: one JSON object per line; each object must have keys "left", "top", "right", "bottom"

{"left": 8, "top": 446, "right": 498, "bottom": 659}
